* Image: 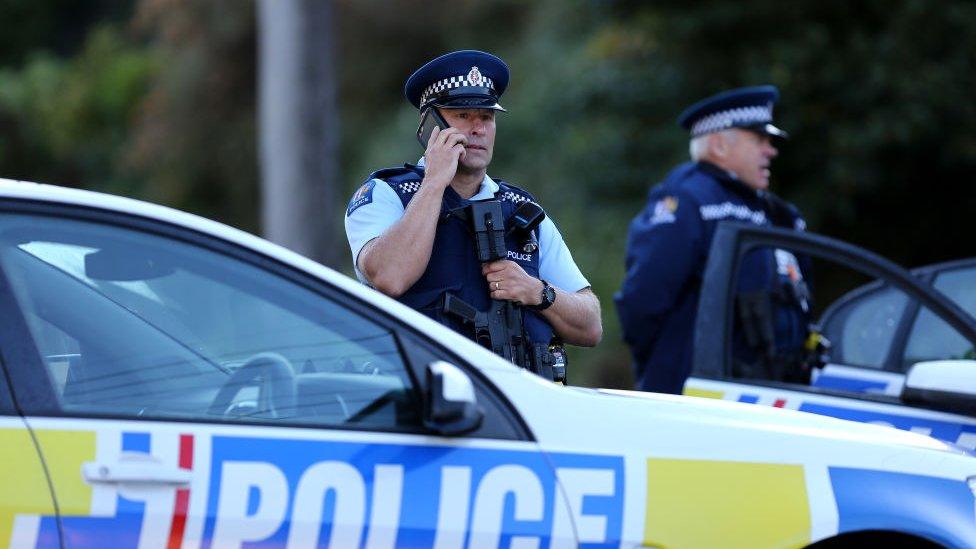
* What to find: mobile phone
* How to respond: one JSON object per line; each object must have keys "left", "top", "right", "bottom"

{"left": 416, "top": 107, "right": 450, "bottom": 147}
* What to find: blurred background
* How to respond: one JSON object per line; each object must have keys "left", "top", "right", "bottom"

{"left": 2, "top": 0, "right": 975, "bottom": 388}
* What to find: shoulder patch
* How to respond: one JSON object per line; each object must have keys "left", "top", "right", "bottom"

{"left": 346, "top": 180, "right": 376, "bottom": 216}
{"left": 649, "top": 195, "right": 679, "bottom": 225}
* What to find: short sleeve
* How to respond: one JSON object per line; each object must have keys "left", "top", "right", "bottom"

{"left": 343, "top": 180, "right": 405, "bottom": 280}
{"left": 537, "top": 216, "right": 589, "bottom": 293}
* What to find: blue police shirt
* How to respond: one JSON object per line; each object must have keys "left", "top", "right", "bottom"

{"left": 615, "top": 161, "right": 808, "bottom": 394}
{"left": 344, "top": 162, "right": 590, "bottom": 294}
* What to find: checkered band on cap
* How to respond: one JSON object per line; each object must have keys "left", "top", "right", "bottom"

{"left": 420, "top": 68, "right": 496, "bottom": 107}
{"left": 690, "top": 104, "right": 773, "bottom": 137}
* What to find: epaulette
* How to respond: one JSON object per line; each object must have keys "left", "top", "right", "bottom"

{"left": 366, "top": 163, "right": 425, "bottom": 196}
{"left": 347, "top": 164, "right": 425, "bottom": 216}
{"left": 495, "top": 180, "right": 537, "bottom": 205}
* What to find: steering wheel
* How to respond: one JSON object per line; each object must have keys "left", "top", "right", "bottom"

{"left": 208, "top": 352, "right": 297, "bottom": 419}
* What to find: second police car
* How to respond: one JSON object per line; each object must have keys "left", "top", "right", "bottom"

{"left": 0, "top": 179, "right": 975, "bottom": 548}
{"left": 685, "top": 223, "right": 976, "bottom": 456}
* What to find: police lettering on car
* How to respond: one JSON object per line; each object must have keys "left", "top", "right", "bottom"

{"left": 616, "top": 85, "right": 814, "bottom": 394}
{"left": 344, "top": 50, "right": 601, "bottom": 381}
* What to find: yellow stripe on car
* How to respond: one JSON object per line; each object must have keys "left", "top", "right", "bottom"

{"left": 682, "top": 387, "right": 724, "bottom": 399}
{"left": 644, "top": 458, "right": 810, "bottom": 549}
{"left": 0, "top": 429, "right": 56, "bottom": 546}
{"left": 32, "top": 430, "right": 96, "bottom": 517}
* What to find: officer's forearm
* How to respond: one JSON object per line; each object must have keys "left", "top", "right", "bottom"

{"left": 359, "top": 184, "right": 445, "bottom": 297}
{"left": 542, "top": 288, "right": 603, "bottom": 347}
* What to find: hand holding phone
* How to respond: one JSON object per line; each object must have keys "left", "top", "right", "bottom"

{"left": 418, "top": 107, "right": 467, "bottom": 189}
{"left": 417, "top": 107, "right": 450, "bottom": 147}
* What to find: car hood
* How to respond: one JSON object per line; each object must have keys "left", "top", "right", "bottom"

{"left": 486, "top": 369, "right": 976, "bottom": 479}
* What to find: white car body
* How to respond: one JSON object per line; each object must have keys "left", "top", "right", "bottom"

{"left": 0, "top": 179, "right": 975, "bottom": 548}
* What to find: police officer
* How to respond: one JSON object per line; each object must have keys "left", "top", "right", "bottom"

{"left": 615, "top": 85, "right": 811, "bottom": 394}
{"left": 345, "top": 50, "right": 602, "bottom": 376}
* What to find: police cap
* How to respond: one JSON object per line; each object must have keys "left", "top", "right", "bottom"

{"left": 677, "top": 85, "right": 788, "bottom": 139}
{"left": 404, "top": 50, "right": 509, "bottom": 112}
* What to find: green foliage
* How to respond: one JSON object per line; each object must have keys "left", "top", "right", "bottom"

{"left": 124, "top": 0, "right": 259, "bottom": 231}
{"left": 0, "top": 0, "right": 132, "bottom": 66}
{"left": 0, "top": 24, "right": 153, "bottom": 193}
{"left": 4, "top": 0, "right": 976, "bottom": 388}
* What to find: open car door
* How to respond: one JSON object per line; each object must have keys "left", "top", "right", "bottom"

{"left": 686, "top": 222, "right": 976, "bottom": 449}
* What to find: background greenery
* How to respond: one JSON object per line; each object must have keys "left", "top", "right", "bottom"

{"left": 2, "top": 0, "right": 974, "bottom": 388}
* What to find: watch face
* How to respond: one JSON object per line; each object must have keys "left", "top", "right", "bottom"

{"left": 543, "top": 284, "right": 556, "bottom": 304}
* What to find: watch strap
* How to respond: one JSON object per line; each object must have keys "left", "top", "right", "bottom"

{"left": 529, "top": 279, "right": 555, "bottom": 311}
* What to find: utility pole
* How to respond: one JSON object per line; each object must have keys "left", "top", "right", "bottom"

{"left": 257, "top": 0, "right": 339, "bottom": 267}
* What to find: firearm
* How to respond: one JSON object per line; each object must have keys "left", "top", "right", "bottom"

{"left": 442, "top": 200, "right": 566, "bottom": 382}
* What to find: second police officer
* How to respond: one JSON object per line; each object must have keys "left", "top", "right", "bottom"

{"left": 344, "top": 50, "right": 602, "bottom": 379}
{"left": 615, "top": 85, "right": 813, "bottom": 394}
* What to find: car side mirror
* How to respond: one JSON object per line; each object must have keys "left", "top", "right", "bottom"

{"left": 424, "top": 361, "right": 484, "bottom": 435}
{"left": 902, "top": 360, "right": 976, "bottom": 415}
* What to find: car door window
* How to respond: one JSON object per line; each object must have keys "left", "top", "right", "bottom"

{"left": 0, "top": 213, "right": 422, "bottom": 430}
{"left": 821, "top": 285, "right": 909, "bottom": 370}
{"left": 902, "top": 267, "right": 976, "bottom": 369}
{"left": 930, "top": 266, "right": 976, "bottom": 316}
{"left": 715, "top": 234, "right": 930, "bottom": 398}
{"left": 724, "top": 242, "right": 912, "bottom": 383}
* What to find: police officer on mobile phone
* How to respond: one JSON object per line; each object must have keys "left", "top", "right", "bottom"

{"left": 344, "top": 50, "right": 602, "bottom": 377}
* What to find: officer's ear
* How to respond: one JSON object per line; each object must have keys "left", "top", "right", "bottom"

{"left": 708, "top": 132, "right": 730, "bottom": 158}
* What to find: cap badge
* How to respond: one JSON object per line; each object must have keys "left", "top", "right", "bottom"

{"left": 468, "top": 66, "right": 483, "bottom": 86}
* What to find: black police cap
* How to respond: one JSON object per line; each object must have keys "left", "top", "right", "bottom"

{"left": 677, "top": 85, "right": 788, "bottom": 139}
{"left": 404, "top": 50, "right": 509, "bottom": 112}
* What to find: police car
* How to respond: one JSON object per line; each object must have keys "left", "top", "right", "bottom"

{"left": 1, "top": 180, "right": 975, "bottom": 548}
{"left": 686, "top": 222, "right": 976, "bottom": 453}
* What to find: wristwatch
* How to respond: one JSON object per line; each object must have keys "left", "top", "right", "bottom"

{"left": 529, "top": 279, "right": 556, "bottom": 311}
